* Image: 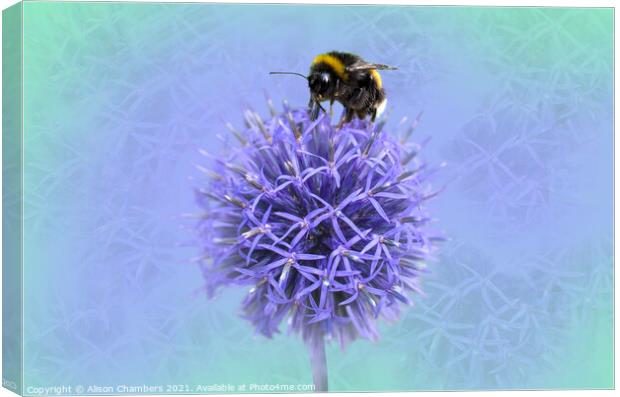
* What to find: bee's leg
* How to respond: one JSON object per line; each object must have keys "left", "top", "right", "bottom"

{"left": 346, "top": 108, "right": 355, "bottom": 123}
{"left": 370, "top": 109, "right": 377, "bottom": 122}
{"left": 308, "top": 98, "right": 315, "bottom": 118}
{"left": 336, "top": 116, "right": 345, "bottom": 130}
{"left": 329, "top": 99, "right": 334, "bottom": 120}
{"left": 336, "top": 108, "right": 355, "bottom": 129}
{"left": 335, "top": 108, "right": 346, "bottom": 128}
{"left": 309, "top": 100, "right": 320, "bottom": 121}
{"left": 308, "top": 102, "right": 319, "bottom": 120}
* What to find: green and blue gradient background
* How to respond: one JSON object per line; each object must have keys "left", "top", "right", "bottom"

{"left": 14, "top": 1, "right": 614, "bottom": 392}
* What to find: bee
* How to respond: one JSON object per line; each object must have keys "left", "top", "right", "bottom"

{"left": 270, "top": 51, "right": 397, "bottom": 128}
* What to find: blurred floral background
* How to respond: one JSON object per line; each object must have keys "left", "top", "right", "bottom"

{"left": 21, "top": 3, "right": 612, "bottom": 391}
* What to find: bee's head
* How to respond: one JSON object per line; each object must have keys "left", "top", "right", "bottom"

{"left": 308, "top": 72, "right": 334, "bottom": 101}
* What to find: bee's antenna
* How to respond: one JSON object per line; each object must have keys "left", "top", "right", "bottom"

{"left": 269, "top": 71, "right": 308, "bottom": 80}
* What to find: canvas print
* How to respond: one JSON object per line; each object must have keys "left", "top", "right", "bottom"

{"left": 2, "top": 1, "right": 613, "bottom": 395}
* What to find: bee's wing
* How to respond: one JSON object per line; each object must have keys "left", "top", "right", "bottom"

{"left": 345, "top": 61, "right": 398, "bottom": 72}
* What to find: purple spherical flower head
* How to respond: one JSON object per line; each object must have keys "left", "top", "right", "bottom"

{"left": 196, "top": 103, "right": 440, "bottom": 388}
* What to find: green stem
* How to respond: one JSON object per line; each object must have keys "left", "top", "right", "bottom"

{"left": 308, "top": 336, "right": 328, "bottom": 392}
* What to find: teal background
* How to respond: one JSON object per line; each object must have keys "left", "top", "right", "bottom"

{"left": 3, "top": 2, "right": 24, "bottom": 394}
{"left": 17, "top": 1, "right": 613, "bottom": 392}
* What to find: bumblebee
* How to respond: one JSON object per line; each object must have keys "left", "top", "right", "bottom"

{"left": 271, "top": 51, "right": 397, "bottom": 128}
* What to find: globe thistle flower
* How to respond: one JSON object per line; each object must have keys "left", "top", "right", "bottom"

{"left": 195, "top": 102, "right": 441, "bottom": 390}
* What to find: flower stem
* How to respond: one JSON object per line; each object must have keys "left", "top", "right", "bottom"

{"left": 308, "top": 336, "right": 328, "bottom": 392}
